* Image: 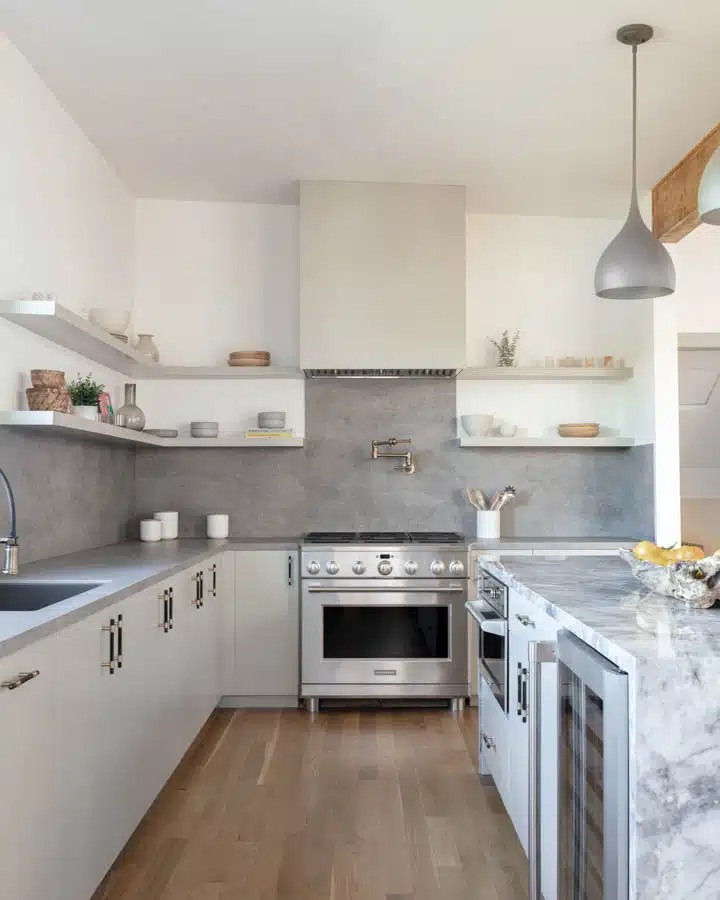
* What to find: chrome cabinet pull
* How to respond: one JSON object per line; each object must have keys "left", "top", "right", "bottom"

{"left": 199, "top": 570, "right": 204, "bottom": 606}
{"left": 101, "top": 618, "right": 117, "bottom": 673}
{"left": 158, "top": 590, "right": 169, "bottom": 632}
{"left": 515, "top": 613, "right": 535, "bottom": 628}
{"left": 208, "top": 563, "right": 217, "bottom": 596}
{"left": 168, "top": 586, "right": 174, "bottom": 629}
{"left": 1, "top": 669, "right": 39, "bottom": 691}
{"left": 517, "top": 664, "right": 528, "bottom": 722}
{"left": 517, "top": 663, "right": 523, "bottom": 717}
{"left": 481, "top": 731, "right": 496, "bottom": 751}
{"left": 288, "top": 555, "right": 293, "bottom": 586}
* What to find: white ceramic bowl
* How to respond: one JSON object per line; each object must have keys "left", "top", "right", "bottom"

{"left": 191, "top": 421, "right": 219, "bottom": 438}
{"left": 461, "top": 414, "right": 495, "bottom": 437}
{"left": 89, "top": 308, "right": 131, "bottom": 334}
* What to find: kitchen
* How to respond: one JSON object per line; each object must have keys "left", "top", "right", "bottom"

{"left": 0, "top": 3, "right": 719, "bottom": 899}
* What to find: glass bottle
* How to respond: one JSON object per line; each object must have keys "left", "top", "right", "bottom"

{"left": 116, "top": 383, "right": 145, "bottom": 431}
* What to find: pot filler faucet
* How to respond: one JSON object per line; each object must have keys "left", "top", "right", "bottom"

{"left": 371, "top": 438, "right": 416, "bottom": 474}
{"left": 0, "top": 468, "right": 18, "bottom": 575}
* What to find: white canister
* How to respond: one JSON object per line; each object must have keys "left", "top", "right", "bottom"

{"left": 207, "top": 514, "right": 229, "bottom": 539}
{"left": 154, "top": 511, "right": 178, "bottom": 540}
{"left": 140, "top": 519, "right": 163, "bottom": 542}
{"left": 476, "top": 510, "right": 501, "bottom": 540}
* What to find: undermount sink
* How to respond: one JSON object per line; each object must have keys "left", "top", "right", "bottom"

{"left": 0, "top": 582, "right": 104, "bottom": 611}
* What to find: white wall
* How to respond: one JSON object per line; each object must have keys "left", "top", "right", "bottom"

{"left": 134, "top": 200, "right": 298, "bottom": 367}
{"left": 0, "top": 34, "right": 135, "bottom": 409}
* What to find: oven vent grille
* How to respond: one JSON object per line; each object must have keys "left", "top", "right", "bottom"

{"left": 304, "top": 368, "right": 457, "bottom": 378}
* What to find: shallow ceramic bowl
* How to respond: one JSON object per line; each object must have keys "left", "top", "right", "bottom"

{"left": 146, "top": 428, "right": 179, "bottom": 438}
{"left": 89, "top": 308, "right": 131, "bottom": 334}
{"left": 460, "top": 414, "right": 494, "bottom": 437}
{"left": 258, "top": 411, "right": 286, "bottom": 429}
{"left": 190, "top": 421, "right": 219, "bottom": 438}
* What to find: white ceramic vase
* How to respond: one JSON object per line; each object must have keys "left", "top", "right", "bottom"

{"left": 135, "top": 333, "right": 160, "bottom": 363}
{"left": 73, "top": 405, "right": 98, "bottom": 421}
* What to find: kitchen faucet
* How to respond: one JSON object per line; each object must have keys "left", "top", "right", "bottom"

{"left": 0, "top": 468, "right": 18, "bottom": 575}
{"left": 371, "top": 438, "right": 415, "bottom": 474}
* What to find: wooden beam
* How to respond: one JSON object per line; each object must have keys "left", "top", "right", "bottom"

{"left": 652, "top": 122, "right": 720, "bottom": 243}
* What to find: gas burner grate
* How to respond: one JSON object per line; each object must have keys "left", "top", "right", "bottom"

{"left": 356, "top": 532, "right": 411, "bottom": 544}
{"left": 409, "top": 532, "right": 465, "bottom": 544}
{"left": 303, "top": 532, "right": 357, "bottom": 544}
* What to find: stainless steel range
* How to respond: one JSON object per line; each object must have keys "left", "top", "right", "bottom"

{"left": 300, "top": 532, "right": 469, "bottom": 712}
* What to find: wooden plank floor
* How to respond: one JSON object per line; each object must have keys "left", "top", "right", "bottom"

{"left": 94, "top": 708, "right": 528, "bottom": 900}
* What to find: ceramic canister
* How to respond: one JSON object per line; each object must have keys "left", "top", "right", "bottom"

{"left": 140, "top": 519, "right": 163, "bottom": 542}
{"left": 207, "top": 514, "right": 229, "bottom": 539}
{"left": 154, "top": 511, "right": 179, "bottom": 540}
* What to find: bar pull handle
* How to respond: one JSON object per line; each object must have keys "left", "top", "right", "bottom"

{"left": 116, "top": 614, "right": 123, "bottom": 669}
{"left": 209, "top": 563, "right": 217, "bottom": 597}
{"left": 101, "top": 618, "right": 116, "bottom": 673}
{"left": 515, "top": 613, "right": 536, "bottom": 628}
{"left": 168, "top": 586, "right": 174, "bottom": 629}
{"left": 288, "top": 555, "right": 293, "bottom": 586}
{"left": 517, "top": 663, "right": 523, "bottom": 717}
{"left": 159, "top": 590, "right": 169, "bottom": 632}
{"left": 527, "top": 640, "right": 557, "bottom": 900}
{"left": 1, "top": 670, "right": 40, "bottom": 691}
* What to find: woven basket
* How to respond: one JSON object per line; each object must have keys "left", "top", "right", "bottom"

{"left": 26, "top": 387, "right": 72, "bottom": 412}
{"left": 30, "top": 369, "right": 66, "bottom": 388}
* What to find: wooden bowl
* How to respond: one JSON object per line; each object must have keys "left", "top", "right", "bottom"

{"left": 557, "top": 423, "right": 600, "bottom": 438}
{"left": 227, "top": 358, "right": 271, "bottom": 367}
{"left": 30, "top": 369, "right": 66, "bottom": 388}
{"left": 26, "top": 387, "right": 72, "bottom": 412}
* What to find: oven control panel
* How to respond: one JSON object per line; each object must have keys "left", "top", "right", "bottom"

{"left": 301, "top": 548, "right": 468, "bottom": 579}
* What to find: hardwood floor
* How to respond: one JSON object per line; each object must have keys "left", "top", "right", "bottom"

{"left": 93, "top": 708, "right": 528, "bottom": 900}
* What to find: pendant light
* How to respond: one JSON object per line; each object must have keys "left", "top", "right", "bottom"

{"left": 698, "top": 147, "right": 720, "bottom": 225}
{"left": 595, "top": 24, "right": 676, "bottom": 299}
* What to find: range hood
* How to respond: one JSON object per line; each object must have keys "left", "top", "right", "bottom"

{"left": 299, "top": 181, "right": 466, "bottom": 377}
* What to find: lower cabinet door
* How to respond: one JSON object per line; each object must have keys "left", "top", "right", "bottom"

{"left": 479, "top": 676, "right": 510, "bottom": 808}
{"left": 234, "top": 550, "right": 299, "bottom": 698}
{"left": 0, "top": 635, "right": 59, "bottom": 900}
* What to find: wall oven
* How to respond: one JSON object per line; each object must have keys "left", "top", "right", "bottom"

{"left": 466, "top": 568, "right": 508, "bottom": 713}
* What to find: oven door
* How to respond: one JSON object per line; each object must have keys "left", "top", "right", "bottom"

{"left": 301, "top": 579, "right": 468, "bottom": 693}
{"left": 466, "top": 599, "right": 507, "bottom": 713}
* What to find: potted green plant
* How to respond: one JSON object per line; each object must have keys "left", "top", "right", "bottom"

{"left": 489, "top": 330, "right": 520, "bottom": 367}
{"left": 67, "top": 374, "right": 104, "bottom": 421}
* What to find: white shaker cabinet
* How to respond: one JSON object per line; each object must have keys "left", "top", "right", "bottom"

{"left": 0, "top": 635, "right": 58, "bottom": 900}
{"left": 233, "top": 550, "right": 299, "bottom": 703}
{"left": 507, "top": 589, "right": 560, "bottom": 900}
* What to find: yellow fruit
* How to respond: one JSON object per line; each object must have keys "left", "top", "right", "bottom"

{"left": 633, "top": 541, "right": 658, "bottom": 561}
{"left": 674, "top": 545, "right": 705, "bottom": 562}
{"left": 648, "top": 551, "right": 671, "bottom": 567}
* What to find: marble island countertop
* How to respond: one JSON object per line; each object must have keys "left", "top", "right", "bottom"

{"left": 482, "top": 554, "right": 720, "bottom": 670}
{"left": 0, "top": 537, "right": 300, "bottom": 659}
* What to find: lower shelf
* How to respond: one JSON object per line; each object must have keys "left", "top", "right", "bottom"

{"left": 458, "top": 436, "right": 642, "bottom": 448}
{"left": 0, "top": 412, "right": 305, "bottom": 448}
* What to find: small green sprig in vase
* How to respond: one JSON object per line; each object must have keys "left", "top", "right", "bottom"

{"left": 489, "top": 330, "right": 520, "bottom": 367}
{"left": 67, "top": 374, "right": 104, "bottom": 421}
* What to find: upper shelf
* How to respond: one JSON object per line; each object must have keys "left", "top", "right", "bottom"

{"left": 0, "top": 412, "right": 305, "bottom": 448}
{"left": 457, "top": 366, "right": 633, "bottom": 381}
{"left": 0, "top": 300, "right": 303, "bottom": 380}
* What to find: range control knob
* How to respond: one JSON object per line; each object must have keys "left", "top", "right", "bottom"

{"left": 378, "top": 559, "right": 393, "bottom": 575}
{"left": 326, "top": 560, "right": 340, "bottom": 575}
{"left": 405, "top": 560, "right": 419, "bottom": 575}
{"left": 430, "top": 560, "right": 446, "bottom": 576}
{"left": 352, "top": 561, "right": 366, "bottom": 575}
{"left": 449, "top": 560, "right": 465, "bottom": 576}
{"left": 307, "top": 560, "right": 321, "bottom": 576}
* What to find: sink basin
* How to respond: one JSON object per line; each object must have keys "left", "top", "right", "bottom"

{"left": 0, "top": 582, "right": 103, "bottom": 611}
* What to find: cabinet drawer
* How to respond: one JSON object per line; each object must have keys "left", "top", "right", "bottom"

{"left": 509, "top": 589, "right": 559, "bottom": 636}
{"left": 480, "top": 676, "right": 509, "bottom": 806}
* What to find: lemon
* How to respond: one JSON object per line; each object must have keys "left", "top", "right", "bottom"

{"left": 633, "top": 541, "right": 658, "bottom": 561}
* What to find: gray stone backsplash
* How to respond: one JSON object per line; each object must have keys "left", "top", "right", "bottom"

{"left": 0, "top": 430, "right": 134, "bottom": 564}
{"left": 134, "top": 379, "right": 654, "bottom": 539}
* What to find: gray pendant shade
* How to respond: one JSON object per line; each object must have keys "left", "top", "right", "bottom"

{"left": 698, "top": 147, "right": 720, "bottom": 226}
{"left": 595, "top": 25, "right": 676, "bottom": 299}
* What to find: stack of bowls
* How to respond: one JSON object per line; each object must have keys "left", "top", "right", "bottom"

{"left": 26, "top": 370, "right": 72, "bottom": 412}
{"left": 257, "top": 411, "right": 286, "bottom": 430}
{"left": 190, "top": 421, "right": 219, "bottom": 438}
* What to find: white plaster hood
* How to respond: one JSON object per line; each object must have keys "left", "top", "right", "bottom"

{"left": 299, "top": 181, "right": 466, "bottom": 376}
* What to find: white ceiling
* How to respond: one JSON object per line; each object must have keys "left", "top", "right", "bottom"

{"left": 1, "top": 0, "right": 720, "bottom": 215}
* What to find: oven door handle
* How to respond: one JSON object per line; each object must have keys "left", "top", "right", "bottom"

{"left": 479, "top": 619, "right": 506, "bottom": 638}
{"left": 307, "top": 585, "right": 465, "bottom": 594}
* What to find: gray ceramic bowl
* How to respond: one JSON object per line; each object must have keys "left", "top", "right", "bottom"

{"left": 257, "top": 411, "right": 286, "bottom": 429}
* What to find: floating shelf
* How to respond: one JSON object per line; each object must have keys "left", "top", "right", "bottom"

{"left": 135, "top": 365, "right": 303, "bottom": 380}
{"left": 0, "top": 300, "right": 302, "bottom": 379}
{"left": 457, "top": 366, "right": 633, "bottom": 381}
{"left": 0, "top": 412, "right": 304, "bottom": 448}
{"left": 458, "top": 436, "right": 639, "bottom": 448}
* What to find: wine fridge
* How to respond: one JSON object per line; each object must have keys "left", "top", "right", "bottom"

{"left": 529, "top": 631, "right": 629, "bottom": 900}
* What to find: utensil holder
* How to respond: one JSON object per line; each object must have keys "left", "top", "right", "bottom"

{"left": 476, "top": 511, "right": 500, "bottom": 540}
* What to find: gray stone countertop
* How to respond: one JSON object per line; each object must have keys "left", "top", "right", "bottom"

{"left": 469, "top": 537, "right": 637, "bottom": 552}
{"left": 481, "top": 554, "right": 720, "bottom": 669}
{"left": 0, "top": 538, "right": 302, "bottom": 659}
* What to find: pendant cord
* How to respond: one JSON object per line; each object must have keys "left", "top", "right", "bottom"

{"left": 630, "top": 43, "right": 638, "bottom": 208}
